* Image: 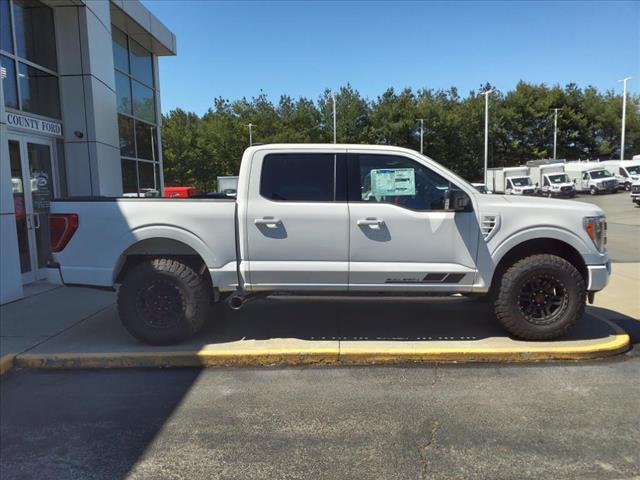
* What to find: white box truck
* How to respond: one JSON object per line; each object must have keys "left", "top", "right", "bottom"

{"left": 597, "top": 160, "right": 640, "bottom": 191}
{"left": 486, "top": 167, "right": 536, "bottom": 195}
{"left": 528, "top": 162, "right": 575, "bottom": 198}
{"left": 565, "top": 162, "right": 618, "bottom": 195}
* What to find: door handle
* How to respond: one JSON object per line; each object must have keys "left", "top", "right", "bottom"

{"left": 33, "top": 213, "right": 40, "bottom": 230}
{"left": 357, "top": 218, "right": 385, "bottom": 229}
{"left": 254, "top": 217, "right": 281, "bottom": 228}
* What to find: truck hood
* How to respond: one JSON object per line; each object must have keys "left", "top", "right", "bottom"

{"left": 480, "top": 194, "right": 605, "bottom": 217}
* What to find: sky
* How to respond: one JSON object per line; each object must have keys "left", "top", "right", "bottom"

{"left": 143, "top": 0, "right": 640, "bottom": 116}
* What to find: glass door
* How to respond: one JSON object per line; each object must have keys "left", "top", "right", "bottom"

{"left": 7, "top": 134, "right": 57, "bottom": 283}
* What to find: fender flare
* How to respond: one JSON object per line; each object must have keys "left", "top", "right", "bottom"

{"left": 491, "top": 226, "right": 590, "bottom": 266}
{"left": 112, "top": 225, "right": 217, "bottom": 283}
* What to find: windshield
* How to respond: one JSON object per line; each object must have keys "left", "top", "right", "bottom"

{"left": 626, "top": 165, "right": 640, "bottom": 175}
{"left": 511, "top": 177, "right": 532, "bottom": 187}
{"left": 589, "top": 169, "right": 613, "bottom": 179}
{"left": 548, "top": 174, "right": 570, "bottom": 184}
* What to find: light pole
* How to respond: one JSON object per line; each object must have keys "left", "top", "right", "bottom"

{"left": 551, "top": 108, "right": 562, "bottom": 160}
{"left": 480, "top": 88, "right": 493, "bottom": 187}
{"left": 417, "top": 118, "right": 425, "bottom": 154}
{"left": 331, "top": 93, "right": 337, "bottom": 144}
{"left": 246, "top": 123, "right": 255, "bottom": 146}
{"left": 618, "top": 77, "right": 632, "bottom": 160}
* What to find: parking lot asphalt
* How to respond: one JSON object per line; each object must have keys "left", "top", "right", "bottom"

{"left": 1, "top": 356, "right": 639, "bottom": 480}
{"left": 573, "top": 190, "right": 640, "bottom": 262}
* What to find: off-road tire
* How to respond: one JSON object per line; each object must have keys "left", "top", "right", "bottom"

{"left": 494, "top": 254, "right": 585, "bottom": 340}
{"left": 118, "top": 258, "right": 210, "bottom": 345}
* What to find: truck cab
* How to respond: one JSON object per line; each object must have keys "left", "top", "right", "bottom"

{"left": 540, "top": 172, "right": 575, "bottom": 198}
{"left": 599, "top": 160, "right": 640, "bottom": 191}
{"left": 565, "top": 164, "right": 618, "bottom": 195}
{"left": 506, "top": 176, "right": 536, "bottom": 195}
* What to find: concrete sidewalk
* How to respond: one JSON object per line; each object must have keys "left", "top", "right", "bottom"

{"left": 1, "top": 265, "right": 636, "bottom": 372}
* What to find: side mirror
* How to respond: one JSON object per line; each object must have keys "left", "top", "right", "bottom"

{"left": 573, "top": 179, "right": 576, "bottom": 183}
{"left": 447, "top": 189, "right": 472, "bottom": 212}
{"left": 535, "top": 182, "right": 539, "bottom": 187}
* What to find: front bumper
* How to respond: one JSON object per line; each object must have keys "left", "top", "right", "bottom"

{"left": 587, "top": 260, "right": 611, "bottom": 292}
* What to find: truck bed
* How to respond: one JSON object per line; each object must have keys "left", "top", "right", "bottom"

{"left": 50, "top": 197, "right": 237, "bottom": 288}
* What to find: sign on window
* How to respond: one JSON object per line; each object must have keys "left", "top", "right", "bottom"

{"left": 370, "top": 168, "right": 416, "bottom": 196}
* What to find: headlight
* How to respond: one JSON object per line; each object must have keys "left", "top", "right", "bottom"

{"left": 584, "top": 216, "right": 607, "bottom": 252}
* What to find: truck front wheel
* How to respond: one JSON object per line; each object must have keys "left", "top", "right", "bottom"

{"left": 494, "top": 254, "right": 585, "bottom": 340}
{"left": 117, "top": 258, "right": 210, "bottom": 345}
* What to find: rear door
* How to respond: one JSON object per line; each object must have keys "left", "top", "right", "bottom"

{"left": 347, "top": 151, "right": 480, "bottom": 292}
{"left": 244, "top": 149, "right": 349, "bottom": 290}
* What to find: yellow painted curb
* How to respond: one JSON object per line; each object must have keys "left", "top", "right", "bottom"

{"left": 15, "top": 348, "right": 340, "bottom": 369}
{"left": 11, "top": 321, "right": 630, "bottom": 370}
{"left": 0, "top": 354, "right": 15, "bottom": 376}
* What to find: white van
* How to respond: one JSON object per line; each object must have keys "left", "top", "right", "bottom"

{"left": 565, "top": 163, "right": 618, "bottom": 195}
{"left": 597, "top": 160, "right": 640, "bottom": 191}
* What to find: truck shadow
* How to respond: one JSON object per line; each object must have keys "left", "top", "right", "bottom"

{"left": 198, "top": 296, "right": 620, "bottom": 344}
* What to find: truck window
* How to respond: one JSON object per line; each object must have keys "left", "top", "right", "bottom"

{"left": 260, "top": 153, "right": 336, "bottom": 202}
{"left": 620, "top": 168, "right": 628, "bottom": 177}
{"left": 351, "top": 154, "right": 451, "bottom": 211}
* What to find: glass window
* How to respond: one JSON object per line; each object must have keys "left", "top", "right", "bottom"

{"left": 13, "top": 0, "right": 57, "bottom": 71}
{"left": 1, "top": 0, "right": 13, "bottom": 53}
{"left": 260, "top": 153, "right": 335, "bottom": 202}
{"left": 121, "top": 159, "right": 138, "bottom": 196}
{"left": 138, "top": 160, "right": 158, "bottom": 196}
{"left": 129, "top": 38, "right": 153, "bottom": 87}
{"left": 18, "top": 62, "right": 60, "bottom": 118}
{"left": 135, "top": 121, "right": 158, "bottom": 160}
{"left": 112, "top": 26, "right": 129, "bottom": 74}
{"left": 355, "top": 154, "right": 451, "bottom": 211}
{"left": 132, "top": 80, "right": 155, "bottom": 122}
{"left": 118, "top": 114, "right": 135, "bottom": 157}
{"left": 115, "top": 70, "right": 131, "bottom": 114}
{"left": 1, "top": 55, "right": 18, "bottom": 108}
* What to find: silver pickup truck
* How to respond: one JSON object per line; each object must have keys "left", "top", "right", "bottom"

{"left": 48, "top": 144, "right": 611, "bottom": 345}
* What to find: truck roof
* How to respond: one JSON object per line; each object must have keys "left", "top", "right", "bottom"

{"left": 244, "top": 143, "right": 424, "bottom": 154}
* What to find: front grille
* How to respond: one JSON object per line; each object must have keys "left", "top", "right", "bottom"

{"left": 632, "top": 185, "right": 640, "bottom": 194}
{"left": 561, "top": 186, "right": 572, "bottom": 192}
{"left": 603, "top": 180, "right": 616, "bottom": 189}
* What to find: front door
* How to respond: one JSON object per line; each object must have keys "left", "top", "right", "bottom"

{"left": 243, "top": 149, "right": 349, "bottom": 290}
{"left": 8, "top": 134, "right": 57, "bottom": 283}
{"left": 347, "top": 151, "right": 480, "bottom": 291}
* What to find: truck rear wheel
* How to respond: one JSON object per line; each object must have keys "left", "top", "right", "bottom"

{"left": 494, "top": 254, "right": 585, "bottom": 340}
{"left": 117, "top": 258, "right": 210, "bottom": 345}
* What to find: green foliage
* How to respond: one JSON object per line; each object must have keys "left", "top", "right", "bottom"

{"left": 161, "top": 83, "right": 640, "bottom": 189}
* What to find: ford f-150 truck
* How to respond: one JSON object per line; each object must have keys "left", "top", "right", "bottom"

{"left": 48, "top": 145, "right": 611, "bottom": 345}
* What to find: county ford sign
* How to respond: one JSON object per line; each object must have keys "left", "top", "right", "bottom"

{"left": 5, "top": 112, "right": 62, "bottom": 136}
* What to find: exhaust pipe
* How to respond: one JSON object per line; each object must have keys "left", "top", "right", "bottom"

{"left": 227, "top": 291, "right": 266, "bottom": 310}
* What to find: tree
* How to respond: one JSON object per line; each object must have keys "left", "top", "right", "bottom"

{"left": 161, "top": 82, "right": 640, "bottom": 190}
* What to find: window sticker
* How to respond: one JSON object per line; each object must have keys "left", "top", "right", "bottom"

{"left": 370, "top": 168, "right": 416, "bottom": 196}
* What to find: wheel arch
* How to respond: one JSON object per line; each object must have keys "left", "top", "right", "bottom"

{"left": 489, "top": 237, "right": 588, "bottom": 296}
{"left": 113, "top": 237, "right": 213, "bottom": 290}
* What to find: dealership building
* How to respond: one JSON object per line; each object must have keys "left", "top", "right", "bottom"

{"left": 0, "top": 0, "right": 176, "bottom": 304}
